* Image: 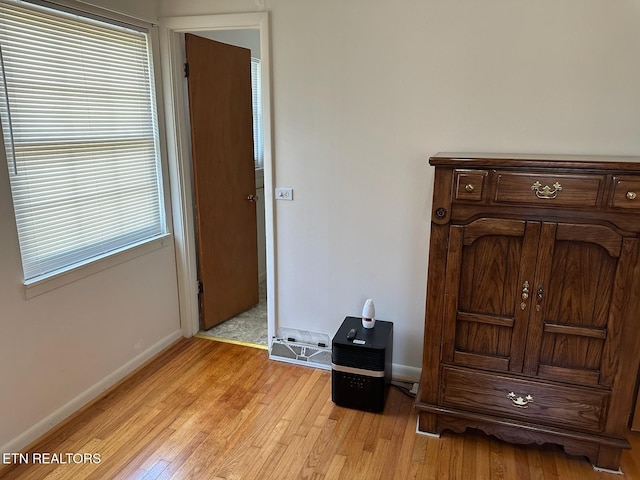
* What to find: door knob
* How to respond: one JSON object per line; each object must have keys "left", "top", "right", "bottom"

{"left": 247, "top": 194, "right": 259, "bottom": 203}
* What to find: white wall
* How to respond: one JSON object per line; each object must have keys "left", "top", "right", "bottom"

{"left": 79, "top": 0, "right": 158, "bottom": 22}
{"left": 0, "top": 0, "right": 181, "bottom": 455}
{"left": 161, "top": 0, "right": 640, "bottom": 375}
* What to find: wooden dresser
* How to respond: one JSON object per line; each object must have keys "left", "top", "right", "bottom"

{"left": 415, "top": 153, "right": 640, "bottom": 472}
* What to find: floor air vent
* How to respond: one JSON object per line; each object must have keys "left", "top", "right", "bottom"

{"left": 270, "top": 328, "right": 331, "bottom": 370}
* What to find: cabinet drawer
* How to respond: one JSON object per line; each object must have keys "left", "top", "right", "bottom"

{"left": 453, "top": 169, "right": 487, "bottom": 202}
{"left": 494, "top": 172, "right": 603, "bottom": 207}
{"left": 440, "top": 366, "right": 609, "bottom": 433}
{"left": 611, "top": 176, "right": 640, "bottom": 210}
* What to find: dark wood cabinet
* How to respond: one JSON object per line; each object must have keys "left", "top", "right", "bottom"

{"left": 416, "top": 153, "right": 640, "bottom": 472}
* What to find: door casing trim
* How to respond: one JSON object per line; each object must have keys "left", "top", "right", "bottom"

{"left": 158, "top": 12, "right": 275, "bottom": 344}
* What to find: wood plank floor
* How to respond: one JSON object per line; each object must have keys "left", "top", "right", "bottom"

{"left": 2, "top": 337, "right": 639, "bottom": 479}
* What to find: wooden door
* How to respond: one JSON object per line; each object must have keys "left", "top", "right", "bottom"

{"left": 186, "top": 33, "right": 259, "bottom": 330}
{"left": 633, "top": 393, "right": 640, "bottom": 431}
{"left": 441, "top": 218, "right": 541, "bottom": 373}
{"left": 523, "top": 223, "right": 628, "bottom": 388}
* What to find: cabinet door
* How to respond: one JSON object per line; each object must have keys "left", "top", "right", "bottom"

{"left": 441, "top": 218, "right": 540, "bottom": 373}
{"left": 523, "top": 223, "right": 626, "bottom": 387}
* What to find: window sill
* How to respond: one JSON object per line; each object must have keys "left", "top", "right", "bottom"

{"left": 23, "top": 233, "right": 173, "bottom": 299}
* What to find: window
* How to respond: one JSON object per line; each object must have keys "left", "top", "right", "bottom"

{"left": 251, "top": 57, "right": 263, "bottom": 169}
{"left": 0, "top": 0, "right": 166, "bottom": 283}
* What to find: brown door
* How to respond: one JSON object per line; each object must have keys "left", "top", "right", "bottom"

{"left": 185, "top": 33, "right": 259, "bottom": 330}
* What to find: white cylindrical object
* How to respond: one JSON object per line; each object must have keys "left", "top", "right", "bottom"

{"left": 362, "top": 299, "right": 375, "bottom": 329}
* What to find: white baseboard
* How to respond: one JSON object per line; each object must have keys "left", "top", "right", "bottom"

{"left": 0, "top": 329, "right": 183, "bottom": 456}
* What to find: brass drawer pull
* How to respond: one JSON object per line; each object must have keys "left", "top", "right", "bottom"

{"left": 465, "top": 183, "right": 475, "bottom": 193}
{"left": 507, "top": 392, "right": 534, "bottom": 408}
{"left": 627, "top": 191, "right": 637, "bottom": 200}
{"left": 531, "top": 180, "right": 562, "bottom": 199}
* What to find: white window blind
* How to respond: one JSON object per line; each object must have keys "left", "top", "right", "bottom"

{"left": 251, "top": 57, "right": 263, "bottom": 169}
{"left": 0, "top": 0, "right": 165, "bottom": 282}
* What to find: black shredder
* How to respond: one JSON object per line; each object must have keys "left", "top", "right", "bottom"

{"left": 331, "top": 316, "right": 393, "bottom": 412}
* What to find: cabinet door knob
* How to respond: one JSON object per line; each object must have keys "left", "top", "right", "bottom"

{"left": 627, "top": 191, "right": 637, "bottom": 200}
{"left": 465, "top": 183, "right": 475, "bottom": 193}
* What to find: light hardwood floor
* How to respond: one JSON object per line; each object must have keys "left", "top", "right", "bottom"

{"left": 2, "top": 337, "right": 639, "bottom": 479}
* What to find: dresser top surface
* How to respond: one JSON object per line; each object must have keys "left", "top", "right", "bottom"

{"left": 430, "top": 152, "right": 640, "bottom": 171}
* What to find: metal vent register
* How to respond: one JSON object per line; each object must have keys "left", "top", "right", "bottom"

{"left": 270, "top": 328, "right": 331, "bottom": 369}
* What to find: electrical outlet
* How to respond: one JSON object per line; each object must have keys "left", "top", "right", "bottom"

{"left": 275, "top": 187, "right": 293, "bottom": 201}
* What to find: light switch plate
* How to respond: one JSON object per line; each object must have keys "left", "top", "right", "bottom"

{"left": 275, "top": 187, "right": 293, "bottom": 201}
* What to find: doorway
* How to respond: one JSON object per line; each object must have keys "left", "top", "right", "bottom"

{"left": 159, "top": 13, "right": 275, "bottom": 349}
{"left": 185, "top": 32, "right": 265, "bottom": 346}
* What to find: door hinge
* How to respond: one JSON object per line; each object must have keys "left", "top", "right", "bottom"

{"left": 197, "top": 280, "right": 203, "bottom": 294}
{"left": 184, "top": 62, "right": 190, "bottom": 78}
